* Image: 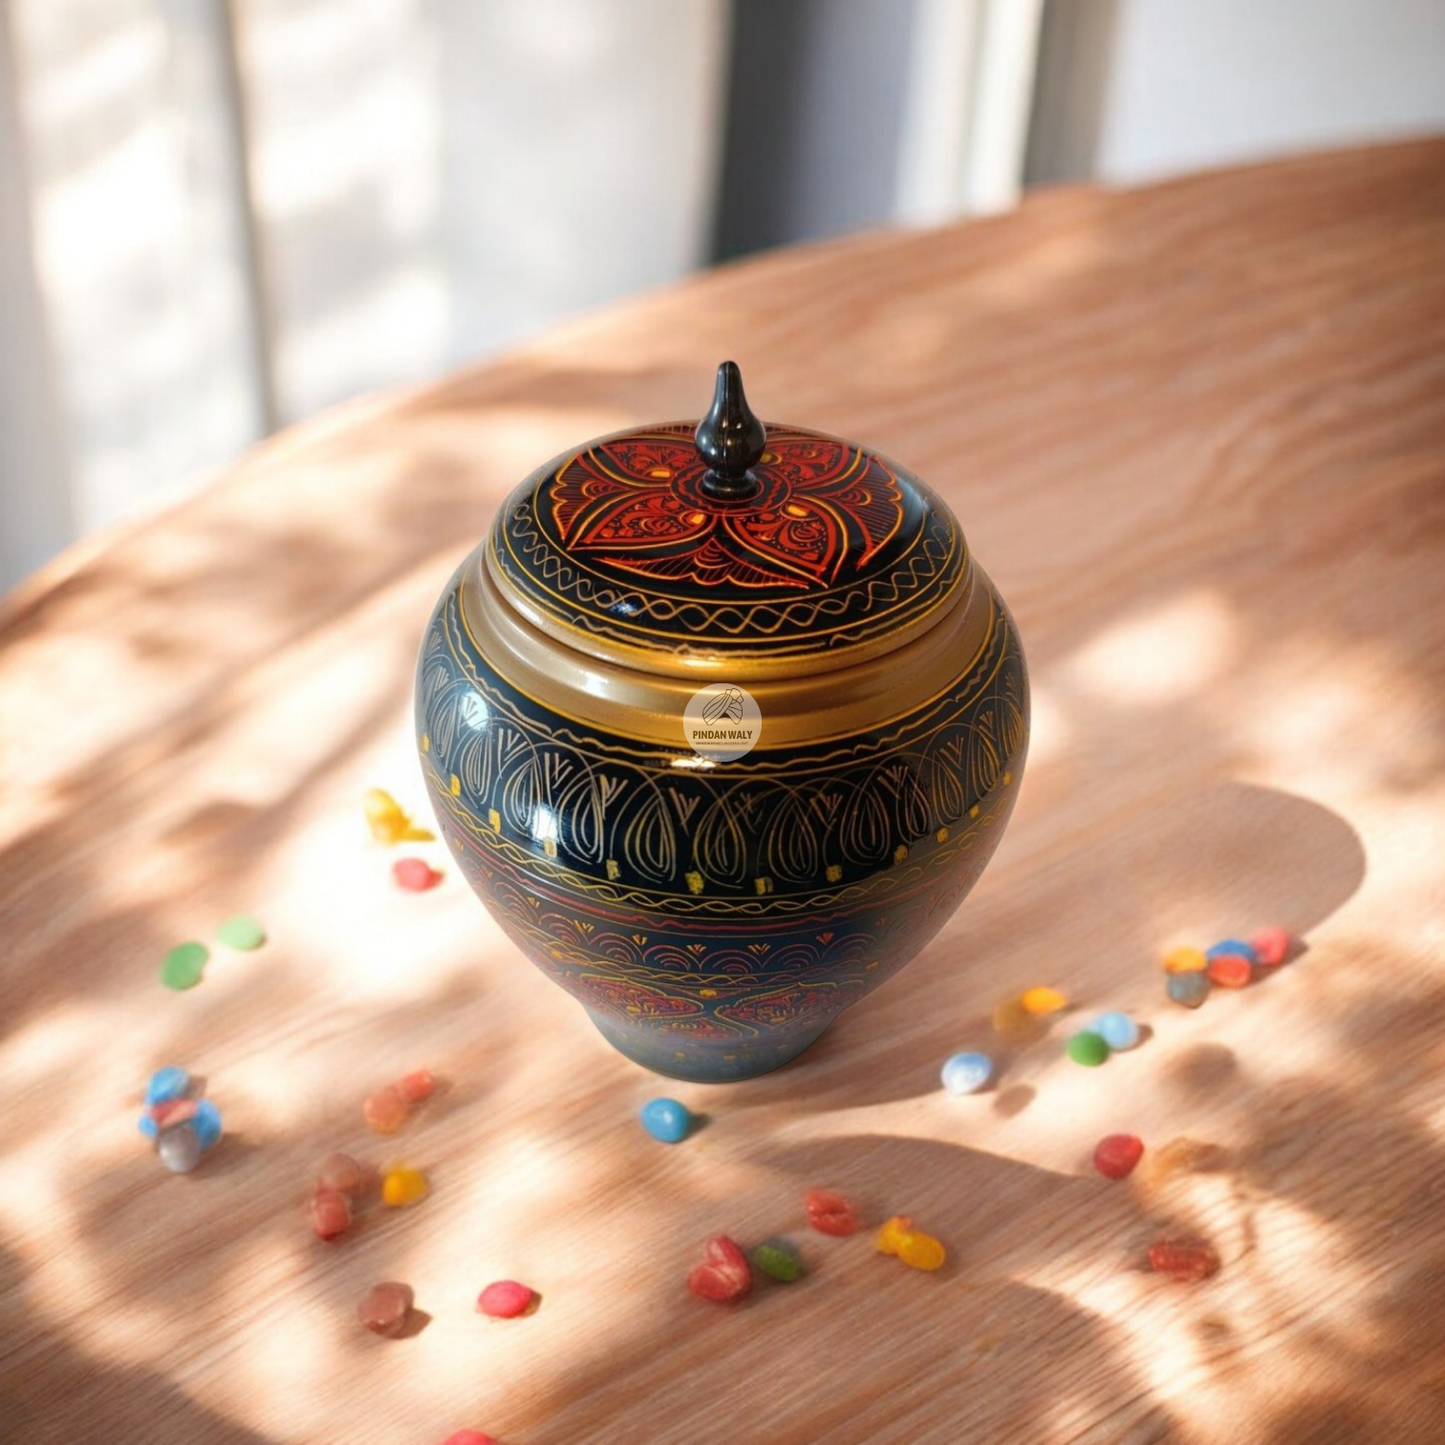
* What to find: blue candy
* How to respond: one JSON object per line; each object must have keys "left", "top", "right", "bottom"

{"left": 137, "top": 1114, "right": 159, "bottom": 1140}
{"left": 940, "top": 1050, "right": 993, "bottom": 1095}
{"left": 1206, "top": 938, "right": 1258, "bottom": 964}
{"left": 1090, "top": 1011, "right": 1141, "bottom": 1051}
{"left": 1167, "top": 970, "right": 1211, "bottom": 1009}
{"left": 145, "top": 1066, "right": 191, "bottom": 1106}
{"left": 640, "top": 1097, "right": 692, "bottom": 1143}
{"left": 192, "top": 1098, "right": 223, "bottom": 1152}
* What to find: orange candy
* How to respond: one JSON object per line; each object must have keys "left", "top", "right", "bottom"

{"left": 1164, "top": 946, "right": 1208, "bottom": 974}
{"left": 1020, "top": 986, "right": 1068, "bottom": 1016}
{"left": 1207, "top": 954, "right": 1253, "bottom": 989}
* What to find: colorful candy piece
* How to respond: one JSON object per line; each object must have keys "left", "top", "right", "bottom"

{"left": 316, "top": 1152, "right": 365, "bottom": 1196}
{"left": 1148, "top": 1238, "right": 1221, "bottom": 1283}
{"left": 310, "top": 1188, "right": 354, "bottom": 1240}
{"left": 749, "top": 1239, "right": 805, "bottom": 1283}
{"left": 149, "top": 1098, "right": 199, "bottom": 1130}
{"left": 940, "top": 1050, "right": 992, "bottom": 1095}
{"left": 358, "top": 1281, "right": 415, "bottom": 1335}
{"left": 1090, "top": 1012, "right": 1141, "bottom": 1051}
{"left": 1249, "top": 926, "right": 1292, "bottom": 966}
{"left": 804, "top": 1187, "right": 859, "bottom": 1237}
{"left": 639, "top": 1097, "right": 692, "bottom": 1144}
{"left": 365, "top": 788, "right": 435, "bottom": 845}
{"left": 217, "top": 914, "right": 266, "bottom": 950}
{"left": 1066, "top": 1031, "right": 1110, "bottom": 1067}
{"left": 145, "top": 1066, "right": 191, "bottom": 1106}
{"left": 1166, "top": 970, "right": 1211, "bottom": 1009}
{"left": 1163, "top": 946, "right": 1208, "bottom": 974}
{"left": 393, "top": 857, "right": 443, "bottom": 892}
{"left": 192, "top": 1098, "right": 223, "bottom": 1152}
{"left": 1093, "top": 1134, "right": 1145, "bottom": 1179}
{"left": 364, "top": 1084, "right": 410, "bottom": 1135}
{"left": 157, "top": 1123, "right": 204, "bottom": 1174}
{"left": 137, "top": 1114, "right": 159, "bottom": 1140}
{"left": 874, "top": 1216, "right": 913, "bottom": 1257}
{"left": 440, "top": 1432, "right": 500, "bottom": 1445}
{"left": 160, "top": 942, "right": 208, "bottom": 991}
{"left": 476, "top": 1280, "right": 536, "bottom": 1319}
{"left": 398, "top": 1069, "right": 437, "bottom": 1105}
{"left": 1206, "top": 938, "right": 1258, "bottom": 965}
{"left": 381, "top": 1165, "right": 430, "bottom": 1208}
{"left": 1020, "top": 986, "right": 1068, "bottom": 1016}
{"left": 897, "top": 1231, "right": 947, "bottom": 1272}
{"left": 1206, "top": 954, "right": 1253, "bottom": 989}
{"left": 687, "top": 1235, "right": 752, "bottom": 1303}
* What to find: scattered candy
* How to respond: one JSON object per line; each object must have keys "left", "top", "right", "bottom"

{"left": 192, "top": 1099, "right": 223, "bottom": 1152}
{"left": 804, "top": 1187, "right": 859, "bottom": 1236}
{"left": 216, "top": 914, "right": 266, "bottom": 951}
{"left": 381, "top": 1165, "right": 430, "bottom": 1208}
{"left": 639, "top": 1097, "right": 693, "bottom": 1144}
{"left": 1206, "top": 953, "right": 1253, "bottom": 989}
{"left": 138, "top": 1068, "right": 221, "bottom": 1169}
{"left": 145, "top": 1066, "right": 191, "bottom": 1106}
{"left": 1066, "top": 1030, "right": 1110, "bottom": 1067}
{"left": 316, "top": 1152, "right": 365, "bottom": 1196}
{"left": 749, "top": 1239, "right": 805, "bottom": 1283}
{"left": 364, "top": 1085, "right": 410, "bottom": 1135}
{"left": 1090, "top": 1012, "right": 1141, "bottom": 1051}
{"left": 365, "top": 788, "right": 435, "bottom": 845}
{"left": 1020, "top": 986, "right": 1068, "bottom": 1016}
{"left": 358, "top": 1281, "right": 415, "bottom": 1335}
{"left": 1250, "top": 926, "right": 1291, "bottom": 966}
{"left": 1166, "top": 970, "right": 1211, "bottom": 1009}
{"left": 873, "top": 1216, "right": 913, "bottom": 1257}
{"left": 160, "top": 942, "right": 208, "bottom": 991}
{"left": 687, "top": 1235, "right": 752, "bottom": 1303}
{"left": 441, "top": 1432, "right": 500, "bottom": 1445}
{"left": 1206, "top": 938, "right": 1258, "bottom": 965}
{"left": 157, "top": 1124, "right": 204, "bottom": 1174}
{"left": 310, "top": 1188, "right": 354, "bottom": 1240}
{"left": 398, "top": 1069, "right": 437, "bottom": 1105}
{"left": 940, "top": 1050, "right": 992, "bottom": 1095}
{"left": 477, "top": 1280, "right": 536, "bottom": 1319}
{"left": 1163, "top": 946, "right": 1208, "bottom": 974}
{"left": 1148, "top": 1238, "right": 1221, "bottom": 1283}
{"left": 1093, "top": 1134, "right": 1145, "bottom": 1179}
{"left": 393, "top": 857, "right": 443, "bottom": 892}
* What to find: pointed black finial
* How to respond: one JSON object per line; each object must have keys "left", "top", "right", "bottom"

{"left": 695, "top": 361, "right": 765, "bottom": 501}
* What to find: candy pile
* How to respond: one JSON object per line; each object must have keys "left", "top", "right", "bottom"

{"left": 137, "top": 1067, "right": 222, "bottom": 1173}
{"left": 1164, "top": 928, "right": 1292, "bottom": 1010}
{"left": 365, "top": 1068, "right": 438, "bottom": 1134}
{"left": 310, "top": 1152, "right": 365, "bottom": 1240}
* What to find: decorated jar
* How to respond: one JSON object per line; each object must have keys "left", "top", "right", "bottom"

{"left": 415, "top": 363, "right": 1028, "bottom": 1081}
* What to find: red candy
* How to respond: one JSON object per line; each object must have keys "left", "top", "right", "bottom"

{"left": 1250, "top": 926, "right": 1291, "bottom": 967}
{"left": 476, "top": 1280, "right": 535, "bottom": 1319}
{"left": 441, "top": 1433, "right": 500, "bottom": 1445}
{"left": 1207, "top": 954, "right": 1253, "bottom": 989}
{"left": 148, "top": 1098, "right": 199, "bottom": 1129}
{"left": 394, "top": 857, "right": 443, "bottom": 892}
{"left": 310, "top": 1187, "right": 353, "bottom": 1240}
{"left": 316, "top": 1151, "right": 365, "bottom": 1196}
{"left": 358, "top": 1280, "right": 414, "bottom": 1335}
{"left": 687, "top": 1235, "right": 752, "bottom": 1303}
{"left": 398, "top": 1068, "right": 437, "bottom": 1104}
{"left": 1093, "top": 1134, "right": 1145, "bottom": 1179}
{"left": 804, "top": 1187, "right": 860, "bottom": 1237}
{"left": 364, "top": 1084, "right": 409, "bottom": 1134}
{"left": 1148, "top": 1238, "right": 1221, "bottom": 1283}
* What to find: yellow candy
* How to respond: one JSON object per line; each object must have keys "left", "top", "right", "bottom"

{"left": 1020, "top": 986, "right": 1068, "bottom": 1016}
{"left": 874, "top": 1215, "right": 913, "bottom": 1256}
{"left": 365, "top": 789, "right": 435, "bottom": 845}
{"left": 897, "top": 1231, "right": 947, "bottom": 1272}
{"left": 380, "top": 1165, "right": 430, "bottom": 1208}
{"left": 1164, "top": 945, "right": 1208, "bottom": 974}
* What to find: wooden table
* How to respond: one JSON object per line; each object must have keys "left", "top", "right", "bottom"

{"left": 3, "top": 140, "right": 1443, "bottom": 1445}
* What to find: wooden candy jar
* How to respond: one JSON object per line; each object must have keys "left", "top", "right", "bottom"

{"left": 415, "top": 363, "right": 1029, "bottom": 1081}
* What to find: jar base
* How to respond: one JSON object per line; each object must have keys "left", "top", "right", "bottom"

{"left": 584, "top": 1010, "right": 835, "bottom": 1083}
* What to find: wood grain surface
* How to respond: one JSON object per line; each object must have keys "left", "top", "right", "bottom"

{"left": 2, "top": 140, "right": 1444, "bottom": 1445}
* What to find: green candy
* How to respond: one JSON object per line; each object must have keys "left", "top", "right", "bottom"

{"left": 217, "top": 915, "right": 266, "bottom": 951}
{"left": 1066, "top": 1030, "right": 1110, "bottom": 1067}
{"left": 161, "top": 942, "right": 209, "bottom": 990}
{"left": 749, "top": 1239, "right": 805, "bottom": 1283}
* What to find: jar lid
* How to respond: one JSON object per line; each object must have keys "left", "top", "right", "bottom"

{"left": 485, "top": 362, "right": 968, "bottom": 680}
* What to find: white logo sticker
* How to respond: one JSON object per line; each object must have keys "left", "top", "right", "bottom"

{"left": 683, "top": 682, "right": 762, "bottom": 761}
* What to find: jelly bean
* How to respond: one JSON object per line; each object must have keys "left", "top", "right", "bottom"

{"left": 897, "top": 1231, "right": 946, "bottom": 1272}
{"left": 1090, "top": 1012, "right": 1140, "bottom": 1051}
{"left": 1163, "top": 946, "right": 1207, "bottom": 974}
{"left": 476, "top": 1280, "right": 536, "bottom": 1319}
{"left": 157, "top": 1123, "right": 203, "bottom": 1174}
{"left": 874, "top": 1216, "right": 913, "bottom": 1256}
{"left": 440, "top": 1433, "right": 500, "bottom": 1445}
{"left": 1206, "top": 938, "right": 1258, "bottom": 965}
{"left": 1093, "top": 1134, "right": 1145, "bottom": 1179}
{"left": 161, "top": 942, "right": 208, "bottom": 991}
{"left": 1066, "top": 1031, "right": 1110, "bottom": 1067}
{"left": 940, "top": 1050, "right": 992, "bottom": 1095}
{"left": 358, "top": 1280, "right": 414, "bottom": 1335}
{"left": 217, "top": 915, "right": 266, "bottom": 951}
{"left": 639, "top": 1097, "right": 692, "bottom": 1143}
{"left": 398, "top": 1069, "right": 437, "bottom": 1104}
{"left": 137, "top": 1114, "right": 159, "bottom": 1140}
{"left": 310, "top": 1188, "right": 353, "bottom": 1240}
{"left": 364, "top": 1085, "right": 410, "bottom": 1134}
{"left": 365, "top": 789, "right": 435, "bottom": 845}
{"left": 1147, "top": 1238, "right": 1220, "bottom": 1283}
{"left": 1250, "top": 926, "right": 1291, "bottom": 966}
{"left": 393, "top": 857, "right": 443, "bottom": 892}
{"left": 192, "top": 1098, "right": 223, "bottom": 1152}
{"left": 316, "top": 1152, "right": 365, "bottom": 1196}
{"left": 804, "top": 1187, "right": 859, "bottom": 1236}
{"left": 1021, "top": 986, "right": 1068, "bottom": 1016}
{"left": 149, "top": 1098, "right": 198, "bottom": 1130}
{"left": 1207, "top": 954, "right": 1253, "bottom": 989}
{"left": 1166, "top": 970, "right": 1210, "bottom": 1009}
{"left": 687, "top": 1235, "right": 752, "bottom": 1303}
{"left": 381, "top": 1165, "right": 429, "bottom": 1208}
{"left": 749, "top": 1239, "right": 805, "bottom": 1283}
{"left": 145, "top": 1066, "right": 191, "bottom": 1106}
